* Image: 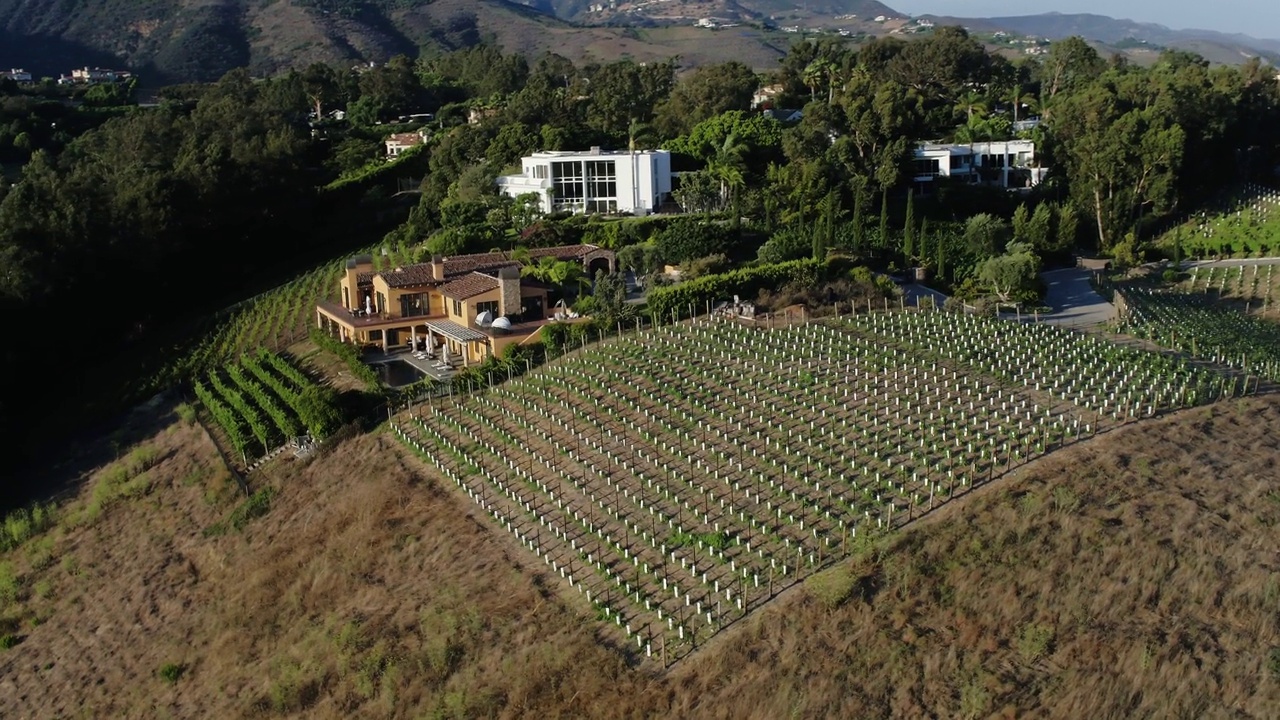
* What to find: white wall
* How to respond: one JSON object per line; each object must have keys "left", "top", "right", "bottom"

{"left": 497, "top": 150, "right": 673, "bottom": 214}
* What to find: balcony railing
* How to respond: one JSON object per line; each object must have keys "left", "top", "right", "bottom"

{"left": 497, "top": 176, "right": 551, "bottom": 190}
{"left": 317, "top": 300, "right": 445, "bottom": 327}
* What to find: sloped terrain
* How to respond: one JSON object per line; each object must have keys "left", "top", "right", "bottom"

{"left": 0, "top": 0, "right": 794, "bottom": 83}
{"left": 0, "top": 389, "right": 1277, "bottom": 717}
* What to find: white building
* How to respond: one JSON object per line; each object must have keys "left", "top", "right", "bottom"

{"left": 70, "top": 67, "right": 125, "bottom": 83}
{"left": 384, "top": 130, "right": 427, "bottom": 160}
{"left": 913, "top": 140, "right": 1046, "bottom": 190}
{"left": 2, "top": 68, "right": 32, "bottom": 83}
{"left": 497, "top": 148, "right": 674, "bottom": 215}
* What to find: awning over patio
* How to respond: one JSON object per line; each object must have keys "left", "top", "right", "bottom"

{"left": 424, "top": 319, "right": 489, "bottom": 343}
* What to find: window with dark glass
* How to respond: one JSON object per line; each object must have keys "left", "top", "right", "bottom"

{"left": 552, "top": 161, "right": 584, "bottom": 204}
{"left": 475, "top": 300, "right": 499, "bottom": 318}
{"left": 399, "top": 292, "right": 429, "bottom": 317}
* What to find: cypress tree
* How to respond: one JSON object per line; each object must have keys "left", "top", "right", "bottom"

{"left": 852, "top": 186, "right": 865, "bottom": 251}
{"left": 824, "top": 193, "right": 836, "bottom": 256}
{"left": 937, "top": 231, "right": 947, "bottom": 284}
{"left": 919, "top": 218, "right": 930, "bottom": 272}
{"left": 1172, "top": 226, "right": 1183, "bottom": 267}
{"left": 879, "top": 190, "right": 889, "bottom": 252}
{"left": 903, "top": 188, "right": 916, "bottom": 266}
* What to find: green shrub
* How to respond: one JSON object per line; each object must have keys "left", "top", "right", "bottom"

{"left": 159, "top": 662, "right": 186, "bottom": 683}
{"left": 806, "top": 565, "right": 857, "bottom": 610}
{"left": 176, "top": 402, "right": 197, "bottom": 425}
{"left": 1, "top": 503, "right": 57, "bottom": 551}
{"left": 227, "top": 487, "right": 277, "bottom": 531}
{"left": 0, "top": 634, "right": 20, "bottom": 650}
{"left": 653, "top": 218, "right": 732, "bottom": 265}
{"left": 0, "top": 561, "right": 17, "bottom": 606}
{"left": 308, "top": 327, "right": 381, "bottom": 388}
{"left": 646, "top": 258, "right": 828, "bottom": 320}
{"left": 1016, "top": 622, "right": 1055, "bottom": 663}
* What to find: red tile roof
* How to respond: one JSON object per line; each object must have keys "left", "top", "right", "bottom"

{"left": 439, "top": 272, "right": 500, "bottom": 300}
{"left": 369, "top": 245, "right": 608, "bottom": 290}
{"left": 380, "top": 265, "right": 442, "bottom": 289}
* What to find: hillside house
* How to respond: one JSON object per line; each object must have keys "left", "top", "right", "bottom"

{"left": 68, "top": 67, "right": 128, "bottom": 83}
{"left": 315, "top": 245, "right": 616, "bottom": 364}
{"left": 468, "top": 106, "right": 502, "bottom": 125}
{"left": 752, "top": 83, "right": 784, "bottom": 109}
{"left": 913, "top": 140, "right": 1047, "bottom": 191}
{"left": 2, "top": 69, "right": 32, "bottom": 83}
{"left": 384, "top": 130, "right": 427, "bottom": 159}
{"left": 497, "top": 148, "right": 673, "bottom": 215}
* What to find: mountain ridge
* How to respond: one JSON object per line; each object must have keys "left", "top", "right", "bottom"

{"left": 2, "top": 1, "right": 1277, "bottom": 85}
{"left": 922, "top": 11, "right": 1280, "bottom": 64}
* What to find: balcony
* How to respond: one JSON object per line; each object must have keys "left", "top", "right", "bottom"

{"left": 497, "top": 175, "right": 551, "bottom": 192}
{"left": 317, "top": 299, "right": 445, "bottom": 328}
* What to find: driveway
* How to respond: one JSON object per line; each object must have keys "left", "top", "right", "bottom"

{"left": 1038, "top": 267, "right": 1116, "bottom": 327}
{"left": 1183, "top": 257, "right": 1280, "bottom": 269}
{"left": 902, "top": 283, "right": 951, "bottom": 309}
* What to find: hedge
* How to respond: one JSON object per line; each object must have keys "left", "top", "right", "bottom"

{"left": 645, "top": 258, "right": 827, "bottom": 319}
{"left": 308, "top": 327, "right": 381, "bottom": 388}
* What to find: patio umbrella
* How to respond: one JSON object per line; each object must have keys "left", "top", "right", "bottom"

{"left": 365, "top": 295, "right": 372, "bottom": 315}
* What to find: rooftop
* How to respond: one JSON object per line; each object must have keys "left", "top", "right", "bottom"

{"left": 439, "top": 272, "right": 500, "bottom": 300}
{"left": 351, "top": 244, "right": 607, "bottom": 291}
{"left": 527, "top": 149, "right": 669, "bottom": 159}
{"left": 385, "top": 132, "right": 425, "bottom": 146}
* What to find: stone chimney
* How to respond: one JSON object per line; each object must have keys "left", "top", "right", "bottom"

{"left": 431, "top": 254, "right": 444, "bottom": 281}
{"left": 497, "top": 266, "right": 522, "bottom": 319}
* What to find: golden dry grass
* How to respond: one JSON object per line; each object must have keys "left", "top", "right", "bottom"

{"left": 1, "top": 397, "right": 1278, "bottom": 718}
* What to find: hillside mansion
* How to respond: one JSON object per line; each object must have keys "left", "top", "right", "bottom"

{"left": 316, "top": 245, "right": 615, "bottom": 366}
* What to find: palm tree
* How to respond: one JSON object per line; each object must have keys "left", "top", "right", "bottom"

{"left": 955, "top": 90, "right": 989, "bottom": 123}
{"left": 1010, "top": 86, "right": 1038, "bottom": 123}
{"left": 709, "top": 132, "right": 748, "bottom": 212}
{"left": 627, "top": 117, "right": 656, "bottom": 213}
{"left": 803, "top": 59, "right": 832, "bottom": 101}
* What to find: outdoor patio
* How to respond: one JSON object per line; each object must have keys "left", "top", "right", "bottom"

{"left": 364, "top": 347, "right": 458, "bottom": 382}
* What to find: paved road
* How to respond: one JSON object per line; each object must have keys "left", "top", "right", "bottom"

{"left": 902, "top": 283, "right": 951, "bottom": 309}
{"left": 1038, "top": 267, "right": 1116, "bottom": 327}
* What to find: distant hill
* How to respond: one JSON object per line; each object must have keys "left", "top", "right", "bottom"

{"left": 0, "top": 0, "right": 804, "bottom": 84}
{"left": 520, "top": 0, "right": 901, "bottom": 25}
{"left": 0, "top": 0, "right": 588, "bottom": 84}
{"left": 922, "top": 12, "right": 1280, "bottom": 66}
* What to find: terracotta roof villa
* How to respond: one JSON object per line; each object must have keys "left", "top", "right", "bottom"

{"left": 315, "top": 244, "right": 615, "bottom": 372}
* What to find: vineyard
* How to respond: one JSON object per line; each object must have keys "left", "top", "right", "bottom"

{"left": 390, "top": 312, "right": 1233, "bottom": 665}
{"left": 1117, "top": 288, "right": 1280, "bottom": 384}
{"left": 1184, "top": 262, "right": 1280, "bottom": 314}
{"left": 194, "top": 349, "right": 343, "bottom": 463}
{"left": 1158, "top": 183, "right": 1280, "bottom": 259}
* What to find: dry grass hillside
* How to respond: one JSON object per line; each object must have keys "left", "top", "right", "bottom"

{"left": 1, "top": 396, "right": 1278, "bottom": 718}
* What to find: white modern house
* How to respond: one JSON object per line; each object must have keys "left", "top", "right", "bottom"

{"left": 497, "top": 148, "right": 674, "bottom": 215}
{"left": 2, "top": 68, "right": 32, "bottom": 83}
{"left": 913, "top": 139, "right": 1046, "bottom": 190}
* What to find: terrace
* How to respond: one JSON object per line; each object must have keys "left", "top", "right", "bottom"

{"left": 315, "top": 299, "right": 442, "bottom": 330}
